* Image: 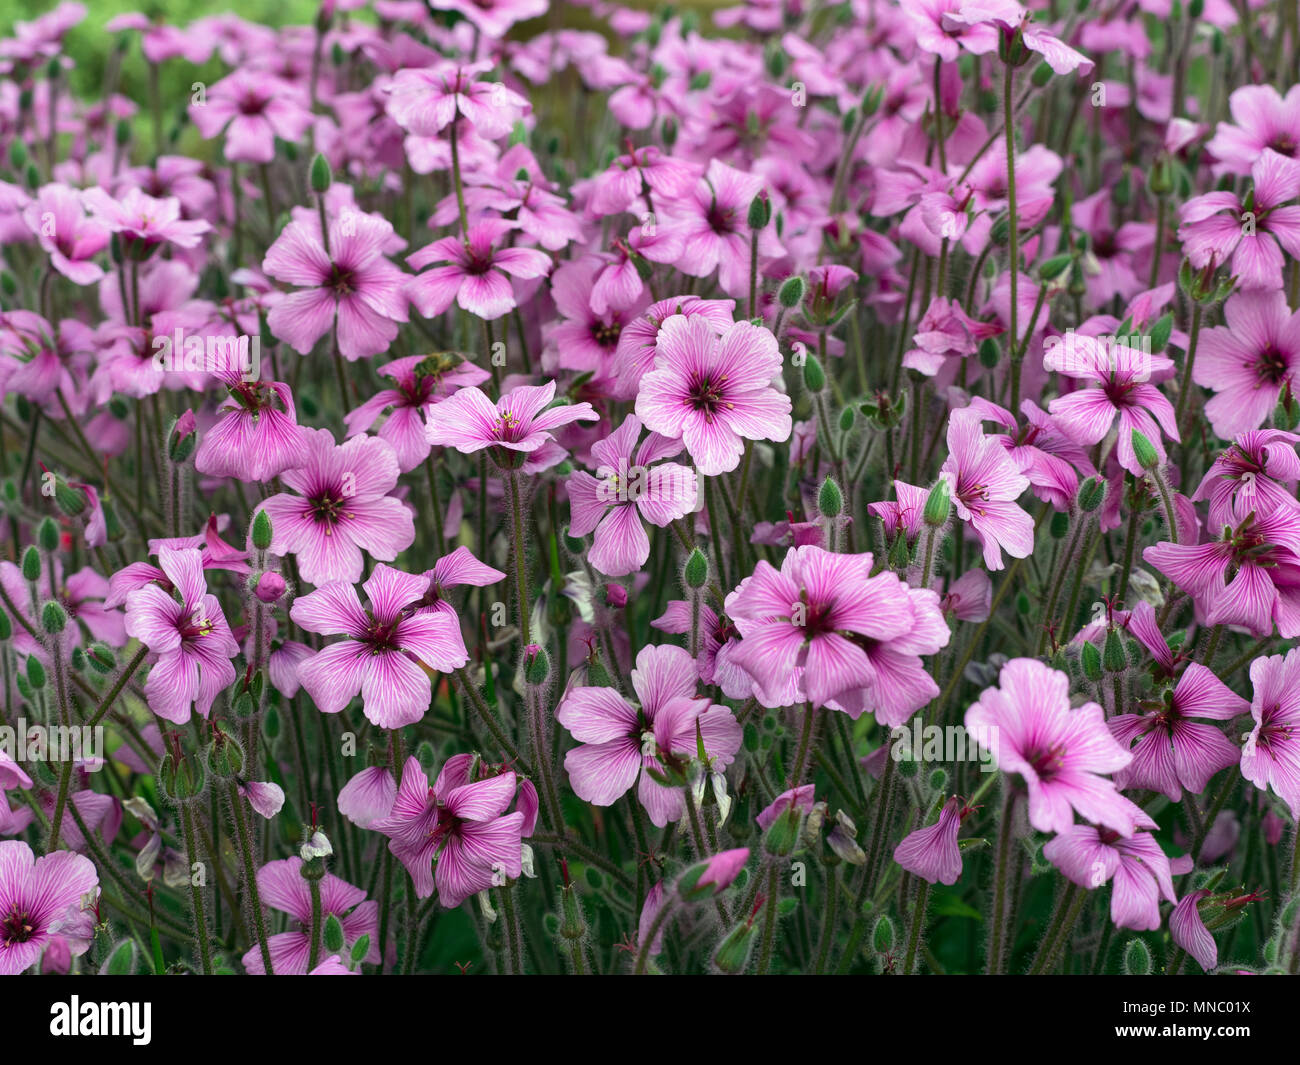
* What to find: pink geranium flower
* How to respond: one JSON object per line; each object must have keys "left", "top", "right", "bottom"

{"left": 386, "top": 60, "right": 529, "bottom": 139}
{"left": 372, "top": 755, "right": 526, "bottom": 907}
{"left": 0, "top": 841, "right": 98, "bottom": 975}
{"left": 82, "top": 186, "right": 210, "bottom": 252}
{"left": 258, "top": 429, "right": 415, "bottom": 586}
{"left": 291, "top": 564, "right": 469, "bottom": 728}
{"left": 424, "top": 379, "right": 598, "bottom": 466}
{"left": 1043, "top": 824, "right": 1175, "bottom": 931}
{"left": 343, "top": 353, "right": 490, "bottom": 473}
{"left": 611, "top": 295, "right": 735, "bottom": 401}
{"left": 240, "top": 858, "right": 379, "bottom": 975}
{"left": 1241, "top": 647, "right": 1300, "bottom": 817}
{"left": 1192, "top": 291, "right": 1300, "bottom": 439}
{"left": 893, "top": 795, "right": 967, "bottom": 885}
{"left": 1191, "top": 429, "right": 1300, "bottom": 528}
{"left": 939, "top": 409, "right": 1035, "bottom": 570}
{"left": 122, "top": 546, "right": 239, "bottom": 724}
{"left": 22, "top": 184, "right": 109, "bottom": 285}
{"left": 189, "top": 69, "right": 312, "bottom": 164}
{"left": 966, "top": 658, "right": 1142, "bottom": 835}
{"left": 194, "top": 371, "right": 312, "bottom": 482}
{"left": 1206, "top": 84, "right": 1300, "bottom": 176}
{"left": 567, "top": 414, "right": 697, "bottom": 577}
{"left": 1109, "top": 664, "right": 1247, "bottom": 800}
{"left": 406, "top": 219, "right": 551, "bottom": 322}
{"left": 556, "top": 644, "right": 741, "bottom": 827}
{"left": 636, "top": 316, "right": 791, "bottom": 476}
{"left": 263, "top": 210, "right": 410, "bottom": 362}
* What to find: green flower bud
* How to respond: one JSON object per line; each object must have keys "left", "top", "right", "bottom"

{"left": 1030, "top": 61, "right": 1053, "bottom": 87}
{"left": 26, "top": 656, "right": 47, "bottom": 691}
{"left": 872, "top": 915, "right": 895, "bottom": 954}
{"left": 1078, "top": 476, "right": 1106, "bottom": 512}
{"left": 206, "top": 734, "right": 245, "bottom": 779}
{"left": 21, "top": 545, "right": 42, "bottom": 583}
{"left": 978, "top": 336, "right": 1001, "bottom": 368}
{"left": 1050, "top": 510, "right": 1071, "bottom": 539}
{"left": 818, "top": 477, "right": 843, "bottom": 518}
{"left": 41, "top": 601, "right": 67, "bottom": 635}
{"left": 1037, "top": 253, "right": 1073, "bottom": 281}
{"left": 1081, "top": 639, "right": 1103, "bottom": 682}
{"left": 923, "top": 480, "right": 950, "bottom": 526}
{"left": 37, "top": 517, "right": 60, "bottom": 553}
{"left": 524, "top": 644, "right": 550, "bottom": 686}
{"left": 747, "top": 191, "right": 771, "bottom": 231}
{"left": 1122, "top": 937, "right": 1152, "bottom": 975}
{"left": 802, "top": 353, "right": 825, "bottom": 392}
{"left": 778, "top": 275, "right": 805, "bottom": 309}
{"left": 324, "top": 914, "right": 346, "bottom": 954}
{"left": 713, "top": 920, "right": 757, "bottom": 974}
{"left": 310, "top": 152, "right": 332, "bottom": 194}
{"left": 1131, "top": 429, "right": 1160, "bottom": 470}
{"left": 684, "top": 548, "right": 709, "bottom": 590}
{"left": 252, "top": 509, "right": 274, "bottom": 552}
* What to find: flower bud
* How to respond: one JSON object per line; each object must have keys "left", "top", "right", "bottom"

{"left": 872, "top": 914, "right": 895, "bottom": 954}
{"left": 167, "top": 410, "right": 197, "bottom": 463}
{"left": 310, "top": 152, "right": 332, "bottom": 193}
{"left": 802, "top": 353, "right": 825, "bottom": 392}
{"left": 41, "top": 601, "right": 67, "bottom": 635}
{"left": 254, "top": 572, "right": 286, "bottom": 603}
{"left": 1122, "top": 937, "right": 1152, "bottom": 975}
{"left": 21, "top": 545, "right": 42, "bottom": 583}
{"left": 1103, "top": 628, "right": 1127, "bottom": 673}
{"left": 684, "top": 548, "right": 709, "bottom": 590}
{"left": 1131, "top": 429, "right": 1160, "bottom": 470}
{"left": 159, "top": 750, "right": 206, "bottom": 804}
{"left": 1077, "top": 476, "right": 1106, "bottom": 512}
{"left": 1081, "top": 639, "right": 1103, "bottom": 682}
{"left": 713, "top": 919, "right": 757, "bottom": 974}
{"left": 524, "top": 644, "right": 550, "bottom": 686}
{"left": 37, "top": 518, "right": 59, "bottom": 554}
{"left": 324, "top": 914, "right": 346, "bottom": 954}
{"left": 747, "top": 191, "right": 771, "bottom": 231}
{"left": 1030, "top": 60, "right": 1053, "bottom": 87}
{"left": 85, "top": 642, "right": 116, "bottom": 674}
{"left": 818, "top": 477, "right": 843, "bottom": 518}
{"left": 54, "top": 479, "right": 87, "bottom": 517}
{"left": 206, "top": 734, "right": 246, "bottom": 779}
{"left": 923, "top": 480, "right": 950, "bottom": 526}
{"left": 605, "top": 582, "right": 628, "bottom": 608}
{"left": 1037, "top": 253, "right": 1073, "bottom": 281}
{"left": 26, "top": 656, "right": 46, "bottom": 691}
{"left": 778, "top": 275, "right": 805, "bottom": 309}
{"left": 251, "top": 509, "right": 274, "bottom": 552}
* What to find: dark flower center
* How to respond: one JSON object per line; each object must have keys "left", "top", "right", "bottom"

{"left": 311, "top": 488, "right": 350, "bottom": 530}
{"left": 1269, "top": 134, "right": 1297, "bottom": 157}
{"left": 705, "top": 203, "right": 736, "bottom": 235}
{"left": 1026, "top": 742, "right": 1067, "bottom": 780}
{"left": 687, "top": 374, "right": 728, "bottom": 417}
{"left": 2, "top": 906, "right": 35, "bottom": 944}
{"left": 1255, "top": 344, "right": 1290, "bottom": 385}
{"left": 591, "top": 319, "right": 622, "bottom": 348}
{"left": 238, "top": 94, "right": 267, "bottom": 116}
{"left": 329, "top": 265, "right": 356, "bottom": 296}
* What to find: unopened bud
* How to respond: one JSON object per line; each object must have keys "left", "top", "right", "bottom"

{"left": 923, "top": 480, "right": 950, "bottom": 526}
{"left": 818, "top": 477, "right": 843, "bottom": 518}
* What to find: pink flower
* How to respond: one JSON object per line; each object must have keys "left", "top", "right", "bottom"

{"left": 651, "top": 599, "right": 752, "bottom": 699}
{"left": 1179, "top": 150, "right": 1300, "bottom": 291}
{"left": 0, "top": 840, "right": 98, "bottom": 975}
{"left": 406, "top": 219, "right": 551, "bottom": 322}
{"left": 724, "top": 545, "right": 949, "bottom": 719}
{"left": 343, "top": 353, "right": 490, "bottom": 473}
{"left": 82, "top": 186, "right": 210, "bottom": 252}
{"left": 240, "top": 858, "right": 378, "bottom": 975}
{"left": 22, "top": 184, "right": 109, "bottom": 285}
{"left": 258, "top": 429, "right": 415, "bottom": 587}
{"left": 1144, "top": 510, "right": 1300, "bottom": 638}
{"left": 189, "top": 69, "right": 312, "bottom": 163}
{"left": 424, "top": 379, "right": 598, "bottom": 465}
{"left": 1109, "top": 664, "right": 1247, "bottom": 800}
{"left": 1045, "top": 333, "right": 1180, "bottom": 477}
{"left": 636, "top": 316, "right": 791, "bottom": 476}
{"left": 372, "top": 755, "right": 526, "bottom": 907}
{"left": 122, "top": 546, "right": 239, "bottom": 724}
{"left": 290, "top": 564, "right": 469, "bottom": 728}
{"left": 1206, "top": 84, "right": 1300, "bottom": 176}
{"left": 1043, "top": 824, "right": 1175, "bottom": 931}
{"left": 1241, "top": 647, "right": 1300, "bottom": 818}
{"left": 666, "top": 160, "right": 783, "bottom": 297}
{"left": 893, "top": 795, "right": 966, "bottom": 885}
{"left": 589, "top": 145, "right": 697, "bottom": 216}
{"left": 1191, "top": 429, "right": 1300, "bottom": 529}
{"left": 939, "top": 410, "right": 1035, "bottom": 570}
{"left": 966, "top": 658, "right": 1143, "bottom": 835}
{"left": 1170, "top": 890, "right": 1217, "bottom": 972}
{"left": 263, "top": 210, "right": 409, "bottom": 362}
{"left": 194, "top": 373, "right": 312, "bottom": 482}
{"left": 903, "top": 298, "right": 1002, "bottom": 376}
{"left": 567, "top": 414, "right": 697, "bottom": 577}
{"left": 1193, "top": 291, "right": 1300, "bottom": 439}
{"left": 386, "top": 60, "right": 529, "bottom": 139}
{"left": 611, "top": 295, "right": 735, "bottom": 401}
{"left": 556, "top": 644, "right": 741, "bottom": 827}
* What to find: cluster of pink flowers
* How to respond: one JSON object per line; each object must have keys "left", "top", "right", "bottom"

{"left": 2, "top": 0, "right": 1299, "bottom": 983}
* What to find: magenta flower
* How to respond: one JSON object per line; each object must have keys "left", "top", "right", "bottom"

{"left": 589, "top": 145, "right": 697, "bottom": 216}
{"left": 241, "top": 858, "right": 379, "bottom": 975}
{"left": 556, "top": 644, "right": 741, "bottom": 827}
{"left": 189, "top": 69, "right": 312, "bottom": 164}
{"left": 1207, "top": 84, "right": 1300, "bottom": 176}
{"left": 1144, "top": 510, "right": 1300, "bottom": 638}
{"left": 0, "top": 841, "right": 98, "bottom": 975}
{"left": 723, "top": 545, "right": 949, "bottom": 719}
{"left": 343, "top": 354, "right": 490, "bottom": 473}
{"left": 194, "top": 372, "right": 312, "bottom": 482}
{"left": 1241, "top": 647, "right": 1300, "bottom": 818}
{"left": 636, "top": 316, "right": 791, "bottom": 476}
{"left": 22, "top": 184, "right": 109, "bottom": 285}
{"left": 372, "top": 755, "right": 525, "bottom": 907}
{"left": 386, "top": 60, "right": 529, "bottom": 139}
{"left": 263, "top": 211, "right": 409, "bottom": 362}
{"left": 966, "top": 658, "right": 1142, "bottom": 835}
{"left": 667, "top": 159, "right": 783, "bottom": 296}
{"left": 1192, "top": 291, "right": 1300, "bottom": 439}
{"left": 893, "top": 795, "right": 966, "bottom": 885}
{"left": 406, "top": 219, "right": 551, "bottom": 322}
{"left": 568, "top": 414, "right": 697, "bottom": 577}
{"left": 651, "top": 599, "right": 752, "bottom": 699}
{"left": 611, "top": 294, "right": 735, "bottom": 401}
{"left": 290, "top": 564, "right": 468, "bottom": 728}
{"left": 1043, "top": 825, "right": 1175, "bottom": 931}
{"left": 82, "top": 186, "right": 210, "bottom": 252}
{"left": 1170, "top": 890, "right": 1217, "bottom": 972}
{"left": 939, "top": 410, "right": 1035, "bottom": 570}
{"left": 1179, "top": 149, "right": 1300, "bottom": 291}
{"left": 1045, "top": 333, "right": 1180, "bottom": 477}
{"left": 424, "top": 379, "right": 598, "bottom": 466}
{"left": 1191, "top": 429, "right": 1300, "bottom": 529}
{"left": 123, "top": 546, "right": 239, "bottom": 724}
{"left": 259, "top": 429, "right": 415, "bottom": 587}
{"left": 1108, "top": 664, "right": 1247, "bottom": 801}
